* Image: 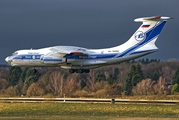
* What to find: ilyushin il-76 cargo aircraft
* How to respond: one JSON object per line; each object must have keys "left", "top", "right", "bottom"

{"left": 5, "top": 16, "right": 172, "bottom": 73}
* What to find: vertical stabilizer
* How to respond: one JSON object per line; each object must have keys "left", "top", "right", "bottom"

{"left": 115, "top": 16, "right": 173, "bottom": 57}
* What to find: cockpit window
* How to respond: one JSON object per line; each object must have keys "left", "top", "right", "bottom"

{"left": 12, "top": 52, "right": 18, "bottom": 56}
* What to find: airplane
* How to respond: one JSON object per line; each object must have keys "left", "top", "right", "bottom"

{"left": 5, "top": 16, "right": 173, "bottom": 73}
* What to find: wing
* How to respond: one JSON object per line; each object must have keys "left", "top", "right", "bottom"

{"left": 50, "top": 46, "right": 91, "bottom": 57}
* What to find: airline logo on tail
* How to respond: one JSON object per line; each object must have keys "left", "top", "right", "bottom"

{"left": 134, "top": 31, "right": 145, "bottom": 41}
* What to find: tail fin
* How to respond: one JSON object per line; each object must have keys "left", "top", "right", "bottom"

{"left": 117, "top": 16, "right": 173, "bottom": 57}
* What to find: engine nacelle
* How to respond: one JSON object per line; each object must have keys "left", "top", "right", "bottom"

{"left": 40, "top": 56, "right": 65, "bottom": 64}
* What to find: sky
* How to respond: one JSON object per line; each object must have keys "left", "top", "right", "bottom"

{"left": 0, "top": 0, "right": 179, "bottom": 64}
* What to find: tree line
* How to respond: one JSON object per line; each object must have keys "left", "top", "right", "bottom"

{"left": 1, "top": 58, "right": 179, "bottom": 97}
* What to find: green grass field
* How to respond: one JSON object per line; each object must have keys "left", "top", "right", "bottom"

{"left": 1, "top": 116, "right": 179, "bottom": 120}
{"left": 0, "top": 103, "right": 179, "bottom": 119}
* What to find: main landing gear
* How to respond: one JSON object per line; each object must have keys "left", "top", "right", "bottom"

{"left": 32, "top": 68, "right": 37, "bottom": 73}
{"left": 32, "top": 67, "right": 38, "bottom": 73}
{"left": 69, "top": 69, "right": 90, "bottom": 73}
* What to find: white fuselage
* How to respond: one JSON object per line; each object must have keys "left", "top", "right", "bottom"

{"left": 5, "top": 46, "right": 156, "bottom": 69}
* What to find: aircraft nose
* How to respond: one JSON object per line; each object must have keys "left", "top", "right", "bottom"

{"left": 5, "top": 57, "right": 9, "bottom": 62}
{"left": 5, "top": 56, "right": 12, "bottom": 63}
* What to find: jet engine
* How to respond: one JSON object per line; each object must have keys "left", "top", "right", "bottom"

{"left": 40, "top": 56, "right": 65, "bottom": 64}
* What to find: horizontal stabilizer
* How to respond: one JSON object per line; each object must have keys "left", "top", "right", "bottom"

{"left": 134, "top": 16, "right": 174, "bottom": 22}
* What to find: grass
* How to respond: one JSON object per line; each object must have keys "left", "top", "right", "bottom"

{"left": 1, "top": 116, "right": 179, "bottom": 120}
{"left": 0, "top": 103, "right": 179, "bottom": 118}
{"left": 119, "top": 95, "right": 179, "bottom": 100}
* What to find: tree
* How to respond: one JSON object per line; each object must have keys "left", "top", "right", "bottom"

{"left": 113, "top": 68, "right": 119, "bottom": 80}
{"left": 125, "top": 64, "right": 144, "bottom": 95}
{"left": 172, "top": 68, "right": 179, "bottom": 85}
{"left": 26, "top": 83, "right": 45, "bottom": 97}
{"left": 95, "top": 72, "right": 106, "bottom": 82}
{"left": 151, "top": 71, "right": 160, "bottom": 81}
{"left": 6, "top": 86, "right": 19, "bottom": 97}
{"left": 20, "top": 67, "right": 28, "bottom": 82}
{"left": 135, "top": 64, "right": 144, "bottom": 83}
{"left": 24, "top": 69, "right": 41, "bottom": 82}
{"left": 132, "top": 78, "right": 155, "bottom": 95}
{"left": 37, "top": 71, "right": 52, "bottom": 94}
{"left": 171, "top": 84, "right": 179, "bottom": 95}
{"left": 22, "top": 69, "right": 41, "bottom": 95}
{"left": 80, "top": 79, "right": 86, "bottom": 89}
{"left": 46, "top": 71, "right": 65, "bottom": 97}
{"left": 8, "top": 67, "right": 22, "bottom": 86}
{"left": 63, "top": 74, "right": 80, "bottom": 97}
{"left": 0, "top": 78, "right": 8, "bottom": 94}
{"left": 107, "top": 74, "right": 114, "bottom": 85}
{"left": 140, "top": 58, "right": 145, "bottom": 64}
{"left": 87, "top": 70, "right": 97, "bottom": 90}
{"left": 145, "top": 58, "right": 149, "bottom": 64}
{"left": 104, "top": 68, "right": 119, "bottom": 85}
{"left": 153, "top": 76, "right": 166, "bottom": 95}
{"left": 0, "top": 67, "right": 9, "bottom": 79}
